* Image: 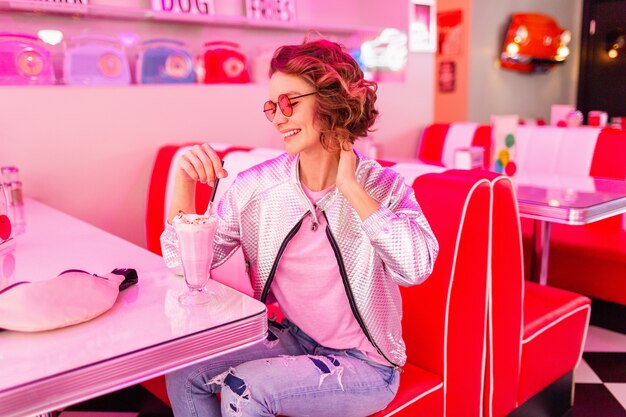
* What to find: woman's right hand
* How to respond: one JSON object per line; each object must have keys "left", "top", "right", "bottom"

{"left": 177, "top": 143, "right": 228, "bottom": 186}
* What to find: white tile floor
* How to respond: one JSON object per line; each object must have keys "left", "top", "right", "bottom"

{"left": 574, "top": 359, "right": 603, "bottom": 384}
{"left": 573, "top": 325, "right": 626, "bottom": 416}
{"left": 606, "top": 383, "right": 626, "bottom": 411}
{"left": 583, "top": 325, "right": 626, "bottom": 352}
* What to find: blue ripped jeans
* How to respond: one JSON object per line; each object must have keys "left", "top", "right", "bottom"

{"left": 165, "top": 319, "right": 400, "bottom": 417}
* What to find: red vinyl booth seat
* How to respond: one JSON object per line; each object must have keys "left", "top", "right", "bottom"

{"left": 145, "top": 145, "right": 492, "bottom": 416}
{"left": 419, "top": 123, "right": 626, "bottom": 306}
{"left": 447, "top": 171, "right": 590, "bottom": 417}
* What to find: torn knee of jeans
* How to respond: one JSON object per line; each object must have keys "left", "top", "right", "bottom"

{"left": 308, "top": 355, "right": 345, "bottom": 390}
{"left": 221, "top": 369, "right": 251, "bottom": 416}
{"left": 205, "top": 369, "right": 231, "bottom": 388}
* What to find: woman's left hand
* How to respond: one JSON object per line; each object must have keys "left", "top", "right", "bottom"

{"left": 336, "top": 146, "right": 358, "bottom": 193}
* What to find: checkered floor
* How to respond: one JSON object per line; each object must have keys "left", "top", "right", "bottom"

{"left": 569, "top": 325, "right": 626, "bottom": 417}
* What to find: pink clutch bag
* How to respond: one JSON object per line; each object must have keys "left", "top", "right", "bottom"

{"left": 0, "top": 268, "right": 137, "bottom": 332}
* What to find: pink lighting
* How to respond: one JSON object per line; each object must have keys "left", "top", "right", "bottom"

{"left": 118, "top": 32, "right": 140, "bottom": 47}
{"left": 37, "top": 29, "right": 63, "bottom": 45}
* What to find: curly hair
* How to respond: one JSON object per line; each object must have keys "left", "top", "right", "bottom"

{"left": 270, "top": 39, "right": 378, "bottom": 152}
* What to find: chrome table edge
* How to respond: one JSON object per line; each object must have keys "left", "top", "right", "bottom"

{"left": 517, "top": 196, "right": 626, "bottom": 225}
{"left": 0, "top": 311, "right": 268, "bottom": 417}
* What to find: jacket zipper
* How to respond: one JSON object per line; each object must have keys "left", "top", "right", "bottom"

{"left": 260, "top": 215, "right": 306, "bottom": 303}
{"left": 322, "top": 211, "right": 399, "bottom": 368}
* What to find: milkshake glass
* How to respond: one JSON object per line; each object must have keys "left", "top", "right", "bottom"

{"left": 173, "top": 213, "right": 218, "bottom": 305}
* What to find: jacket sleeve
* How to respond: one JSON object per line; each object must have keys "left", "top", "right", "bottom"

{"left": 361, "top": 176, "right": 439, "bottom": 287}
{"left": 160, "top": 177, "right": 243, "bottom": 274}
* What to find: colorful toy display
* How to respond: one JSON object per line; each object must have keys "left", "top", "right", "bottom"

{"left": 137, "top": 39, "right": 196, "bottom": 84}
{"left": 201, "top": 41, "right": 250, "bottom": 84}
{"left": 491, "top": 114, "right": 519, "bottom": 176}
{"left": 0, "top": 32, "right": 56, "bottom": 85}
{"left": 63, "top": 35, "right": 131, "bottom": 85}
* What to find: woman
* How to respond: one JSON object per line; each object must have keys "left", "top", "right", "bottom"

{"left": 161, "top": 38, "right": 438, "bottom": 417}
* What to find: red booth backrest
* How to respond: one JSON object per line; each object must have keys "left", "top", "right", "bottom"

{"left": 441, "top": 170, "right": 524, "bottom": 417}
{"left": 410, "top": 173, "right": 491, "bottom": 417}
{"left": 486, "top": 174, "right": 525, "bottom": 417}
{"left": 448, "top": 170, "right": 591, "bottom": 416}
{"left": 418, "top": 123, "right": 626, "bottom": 180}
{"left": 417, "top": 123, "right": 492, "bottom": 168}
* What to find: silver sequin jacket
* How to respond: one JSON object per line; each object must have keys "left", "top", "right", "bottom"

{"left": 161, "top": 151, "right": 438, "bottom": 367}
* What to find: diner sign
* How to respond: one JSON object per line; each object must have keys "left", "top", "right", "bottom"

{"left": 246, "top": 0, "right": 296, "bottom": 22}
{"left": 10, "top": 0, "right": 88, "bottom": 12}
{"left": 15, "top": 0, "right": 87, "bottom": 3}
{"left": 151, "top": 0, "right": 214, "bottom": 15}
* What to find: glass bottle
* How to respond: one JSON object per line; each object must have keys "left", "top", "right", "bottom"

{"left": 9, "top": 180, "right": 25, "bottom": 234}
{"left": 1, "top": 166, "right": 19, "bottom": 186}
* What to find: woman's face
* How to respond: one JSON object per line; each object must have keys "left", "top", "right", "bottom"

{"left": 268, "top": 71, "right": 322, "bottom": 156}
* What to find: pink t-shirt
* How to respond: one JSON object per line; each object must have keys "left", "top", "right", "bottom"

{"left": 270, "top": 184, "right": 388, "bottom": 365}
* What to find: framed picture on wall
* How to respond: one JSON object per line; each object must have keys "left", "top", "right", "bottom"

{"left": 437, "top": 9, "right": 463, "bottom": 56}
{"left": 409, "top": 0, "right": 436, "bottom": 52}
{"left": 438, "top": 60, "right": 456, "bottom": 92}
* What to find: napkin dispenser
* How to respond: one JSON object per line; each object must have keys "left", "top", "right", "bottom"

{"left": 63, "top": 35, "right": 131, "bottom": 85}
{"left": 454, "top": 147, "right": 485, "bottom": 170}
{"left": 137, "top": 39, "right": 196, "bottom": 84}
{"left": 0, "top": 32, "right": 55, "bottom": 85}
{"left": 202, "top": 41, "right": 250, "bottom": 84}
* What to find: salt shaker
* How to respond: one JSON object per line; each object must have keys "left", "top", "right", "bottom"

{"left": 0, "top": 167, "right": 16, "bottom": 220}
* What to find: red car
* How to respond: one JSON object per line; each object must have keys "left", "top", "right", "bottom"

{"left": 500, "top": 13, "right": 571, "bottom": 73}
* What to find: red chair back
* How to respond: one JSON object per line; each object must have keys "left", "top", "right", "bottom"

{"left": 488, "top": 175, "right": 524, "bottom": 416}
{"left": 445, "top": 170, "right": 524, "bottom": 417}
{"left": 410, "top": 172, "right": 491, "bottom": 417}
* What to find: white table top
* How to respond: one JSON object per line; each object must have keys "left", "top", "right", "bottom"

{"left": 0, "top": 199, "right": 267, "bottom": 417}
{"left": 514, "top": 176, "right": 626, "bottom": 225}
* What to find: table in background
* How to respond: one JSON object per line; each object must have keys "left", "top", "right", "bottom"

{"left": 0, "top": 199, "right": 267, "bottom": 417}
{"left": 514, "top": 175, "right": 626, "bottom": 285}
